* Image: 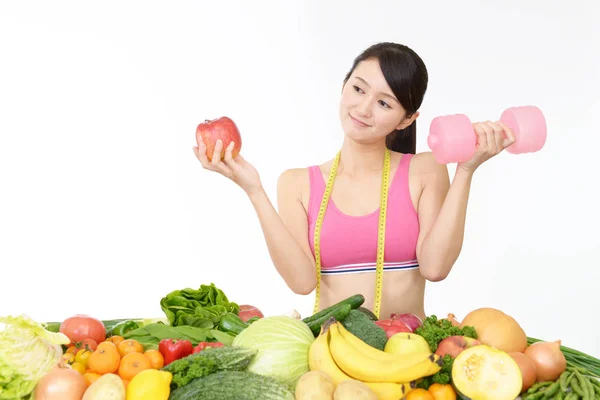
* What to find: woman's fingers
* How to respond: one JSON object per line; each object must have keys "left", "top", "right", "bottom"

{"left": 473, "top": 123, "right": 489, "bottom": 151}
{"left": 222, "top": 141, "right": 237, "bottom": 169}
{"left": 481, "top": 121, "right": 499, "bottom": 154}
{"left": 193, "top": 141, "right": 212, "bottom": 169}
{"left": 497, "top": 120, "right": 517, "bottom": 148}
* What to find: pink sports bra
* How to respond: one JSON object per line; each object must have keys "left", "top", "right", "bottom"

{"left": 307, "top": 153, "right": 420, "bottom": 275}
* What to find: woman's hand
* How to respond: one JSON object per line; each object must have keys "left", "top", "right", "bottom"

{"left": 193, "top": 138, "right": 263, "bottom": 196}
{"left": 457, "top": 120, "right": 516, "bottom": 174}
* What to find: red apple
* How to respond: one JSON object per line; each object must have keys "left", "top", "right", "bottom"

{"left": 237, "top": 305, "right": 264, "bottom": 322}
{"left": 375, "top": 316, "right": 413, "bottom": 339}
{"left": 435, "top": 335, "right": 482, "bottom": 358}
{"left": 390, "top": 313, "right": 423, "bottom": 331}
{"left": 196, "top": 116, "right": 242, "bottom": 161}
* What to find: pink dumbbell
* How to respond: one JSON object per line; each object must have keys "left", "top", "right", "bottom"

{"left": 427, "top": 105, "right": 547, "bottom": 164}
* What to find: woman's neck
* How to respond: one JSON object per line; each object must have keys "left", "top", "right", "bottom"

{"left": 337, "top": 138, "right": 388, "bottom": 178}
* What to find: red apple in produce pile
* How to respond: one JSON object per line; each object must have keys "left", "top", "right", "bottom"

{"left": 196, "top": 116, "right": 242, "bottom": 162}
{"left": 237, "top": 305, "right": 264, "bottom": 322}
{"left": 390, "top": 313, "right": 423, "bottom": 331}
{"left": 435, "top": 335, "right": 482, "bottom": 358}
{"left": 375, "top": 315, "right": 413, "bottom": 339}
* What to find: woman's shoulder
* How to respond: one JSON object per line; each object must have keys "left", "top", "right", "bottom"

{"left": 277, "top": 166, "right": 315, "bottom": 211}
{"left": 409, "top": 151, "right": 448, "bottom": 176}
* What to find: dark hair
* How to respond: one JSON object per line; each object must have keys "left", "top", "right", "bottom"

{"left": 343, "top": 42, "right": 428, "bottom": 154}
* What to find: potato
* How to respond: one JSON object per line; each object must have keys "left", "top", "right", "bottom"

{"left": 334, "top": 380, "right": 377, "bottom": 400}
{"left": 82, "top": 373, "right": 125, "bottom": 400}
{"left": 295, "top": 371, "right": 335, "bottom": 400}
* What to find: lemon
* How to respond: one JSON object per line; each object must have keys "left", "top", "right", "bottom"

{"left": 126, "top": 369, "right": 172, "bottom": 400}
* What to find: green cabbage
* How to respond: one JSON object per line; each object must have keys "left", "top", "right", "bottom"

{"left": 0, "top": 315, "right": 70, "bottom": 399}
{"left": 232, "top": 315, "right": 314, "bottom": 389}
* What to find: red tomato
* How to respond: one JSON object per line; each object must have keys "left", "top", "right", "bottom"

{"left": 60, "top": 314, "right": 106, "bottom": 345}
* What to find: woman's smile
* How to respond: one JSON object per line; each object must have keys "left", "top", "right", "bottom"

{"left": 350, "top": 114, "right": 371, "bottom": 128}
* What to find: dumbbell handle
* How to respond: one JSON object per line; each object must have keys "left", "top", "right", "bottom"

{"left": 427, "top": 105, "right": 547, "bottom": 164}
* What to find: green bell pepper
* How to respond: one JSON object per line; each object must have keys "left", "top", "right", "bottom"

{"left": 110, "top": 320, "right": 141, "bottom": 336}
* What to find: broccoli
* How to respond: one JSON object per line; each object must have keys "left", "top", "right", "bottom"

{"left": 341, "top": 309, "right": 388, "bottom": 350}
{"left": 161, "top": 353, "right": 218, "bottom": 389}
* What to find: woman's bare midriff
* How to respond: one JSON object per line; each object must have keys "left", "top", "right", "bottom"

{"left": 318, "top": 269, "right": 427, "bottom": 320}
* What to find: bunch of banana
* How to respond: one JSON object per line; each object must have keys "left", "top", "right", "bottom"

{"left": 308, "top": 321, "right": 442, "bottom": 400}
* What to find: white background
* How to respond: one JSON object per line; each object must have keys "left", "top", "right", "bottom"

{"left": 1, "top": 1, "right": 598, "bottom": 356}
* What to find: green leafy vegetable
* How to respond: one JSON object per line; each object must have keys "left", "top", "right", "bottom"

{"left": 414, "top": 315, "right": 477, "bottom": 352}
{"left": 417, "top": 354, "right": 454, "bottom": 388}
{"left": 160, "top": 283, "right": 239, "bottom": 327}
{"left": 123, "top": 323, "right": 234, "bottom": 349}
{"left": 0, "top": 315, "right": 71, "bottom": 399}
{"left": 232, "top": 316, "right": 315, "bottom": 389}
{"left": 161, "top": 353, "right": 218, "bottom": 389}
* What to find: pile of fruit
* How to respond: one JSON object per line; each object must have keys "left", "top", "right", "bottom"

{"left": 1, "top": 282, "right": 598, "bottom": 400}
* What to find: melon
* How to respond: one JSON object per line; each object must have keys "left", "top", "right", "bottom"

{"left": 452, "top": 345, "right": 523, "bottom": 400}
{"left": 460, "top": 308, "right": 527, "bottom": 353}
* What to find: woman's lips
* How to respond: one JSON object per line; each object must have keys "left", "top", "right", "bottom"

{"left": 350, "top": 115, "right": 370, "bottom": 127}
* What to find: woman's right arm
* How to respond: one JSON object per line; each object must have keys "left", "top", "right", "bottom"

{"left": 247, "top": 168, "right": 317, "bottom": 295}
{"left": 193, "top": 139, "right": 316, "bottom": 295}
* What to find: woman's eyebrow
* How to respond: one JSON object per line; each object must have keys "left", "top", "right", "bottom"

{"left": 355, "top": 76, "right": 398, "bottom": 103}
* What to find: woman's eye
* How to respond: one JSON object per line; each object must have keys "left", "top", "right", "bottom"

{"left": 352, "top": 85, "right": 364, "bottom": 93}
{"left": 379, "top": 100, "right": 391, "bottom": 109}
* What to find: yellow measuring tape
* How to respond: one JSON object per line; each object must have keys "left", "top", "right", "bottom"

{"left": 313, "top": 148, "right": 391, "bottom": 318}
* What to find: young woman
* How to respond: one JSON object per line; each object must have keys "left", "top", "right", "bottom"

{"left": 193, "top": 42, "right": 516, "bottom": 320}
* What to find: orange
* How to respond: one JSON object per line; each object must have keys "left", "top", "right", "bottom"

{"left": 88, "top": 342, "right": 121, "bottom": 374}
{"left": 118, "top": 352, "right": 153, "bottom": 381}
{"left": 122, "top": 379, "right": 129, "bottom": 389}
{"left": 144, "top": 349, "right": 164, "bottom": 369}
{"left": 108, "top": 335, "right": 125, "bottom": 346}
{"left": 83, "top": 372, "right": 101, "bottom": 387}
{"left": 407, "top": 388, "right": 435, "bottom": 400}
{"left": 117, "top": 339, "right": 144, "bottom": 357}
{"left": 428, "top": 383, "right": 457, "bottom": 400}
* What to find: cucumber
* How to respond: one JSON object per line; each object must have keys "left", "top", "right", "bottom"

{"left": 169, "top": 370, "right": 295, "bottom": 400}
{"left": 302, "top": 294, "right": 364, "bottom": 326}
{"left": 219, "top": 313, "right": 249, "bottom": 335}
{"left": 356, "top": 306, "right": 379, "bottom": 321}
{"left": 199, "top": 346, "right": 258, "bottom": 371}
{"left": 305, "top": 304, "right": 352, "bottom": 336}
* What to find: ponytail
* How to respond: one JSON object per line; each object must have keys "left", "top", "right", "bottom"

{"left": 386, "top": 120, "right": 417, "bottom": 154}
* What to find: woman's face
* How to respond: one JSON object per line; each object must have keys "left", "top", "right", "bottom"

{"left": 339, "top": 58, "right": 414, "bottom": 144}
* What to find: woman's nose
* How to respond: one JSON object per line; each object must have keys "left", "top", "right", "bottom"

{"left": 356, "top": 96, "right": 373, "bottom": 117}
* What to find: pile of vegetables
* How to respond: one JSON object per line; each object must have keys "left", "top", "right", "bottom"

{"left": 3, "top": 284, "right": 600, "bottom": 400}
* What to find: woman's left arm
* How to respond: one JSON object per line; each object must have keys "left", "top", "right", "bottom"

{"left": 415, "top": 120, "right": 516, "bottom": 281}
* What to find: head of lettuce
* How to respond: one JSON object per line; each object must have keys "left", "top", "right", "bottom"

{"left": 0, "top": 314, "right": 70, "bottom": 399}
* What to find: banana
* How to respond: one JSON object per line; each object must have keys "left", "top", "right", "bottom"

{"left": 364, "top": 382, "right": 416, "bottom": 400}
{"left": 329, "top": 323, "right": 443, "bottom": 383}
{"left": 337, "top": 322, "right": 430, "bottom": 362}
{"left": 308, "top": 328, "right": 353, "bottom": 386}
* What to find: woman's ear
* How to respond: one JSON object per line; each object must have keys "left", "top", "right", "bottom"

{"left": 396, "top": 111, "right": 420, "bottom": 130}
